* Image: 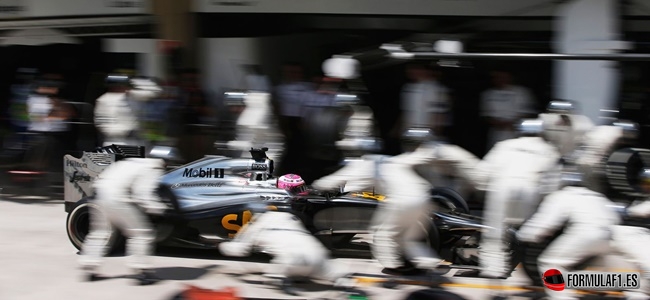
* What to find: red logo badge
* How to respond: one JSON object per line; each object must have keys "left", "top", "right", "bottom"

{"left": 542, "top": 269, "right": 565, "bottom": 291}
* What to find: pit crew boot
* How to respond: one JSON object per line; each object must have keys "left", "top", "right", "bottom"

{"left": 381, "top": 266, "right": 427, "bottom": 277}
{"left": 381, "top": 258, "right": 428, "bottom": 277}
{"left": 80, "top": 265, "right": 102, "bottom": 282}
{"left": 280, "top": 278, "right": 300, "bottom": 296}
{"left": 84, "top": 272, "right": 102, "bottom": 282}
{"left": 134, "top": 269, "right": 159, "bottom": 286}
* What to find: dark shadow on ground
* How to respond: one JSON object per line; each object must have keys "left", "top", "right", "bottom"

{"left": 77, "top": 246, "right": 274, "bottom": 263}
{"left": 155, "top": 246, "right": 274, "bottom": 263}
{"left": 0, "top": 193, "right": 63, "bottom": 205}
{"left": 85, "top": 264, "right": 220, "bottom": 283}
{"left": 153, "top": 265, "right": 220, "bottom": 281}
{"left": 237, "top": 275, "right": 363, "bottom": 298}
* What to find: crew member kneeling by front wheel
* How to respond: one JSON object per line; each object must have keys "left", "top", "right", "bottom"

{"left": 516, "top": 166, "right": 621, "bottom": 300}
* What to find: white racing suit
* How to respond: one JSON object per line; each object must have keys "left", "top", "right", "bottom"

{"left": 611, "top": 199, "right": 650, "bottom": 294}
{"left": 94, "top": 88, "right": 160, "bottom": 148}
{"left": 573, "top": 125, "right": 626, "bottom": 192}
{"left": 79, "top": 158, "right": 168, "bottom": 273}
{"left": 516, "top": 187, "right": 622, "bottom": 300}
{"left": 435, "top": 137, "right": 561, "bottom": 277}
{"left": 219, "top": 211, "right": 350, "bottom": 284}
{"left": 229, "top": 92, "right": 283, "bottom": 158}
{"left": 312, "top": 146, "right": 444, "bottom": 271}
{"left": 94, "top": 92, "right": 141, "bottom": 146}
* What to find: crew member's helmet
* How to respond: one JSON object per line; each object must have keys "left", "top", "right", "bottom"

{"left": 517, "top": 119, "right": 544, "bottom": 137}
{"left": 105, "top": 74, "right": 131, "bottom": 89}
{"left": 401, "top": 127, "right": 436, "bottom": 152}
{"left": 612, "top": 120, "right": 639, "bottom": 143}
{"left": 128, "top": 77, "right": 162, "bottom": 101}
{"left": 277, "top": 174, "right": 307, "bottom": 194}
{"left": 547, "top": 99, "right": 578, "bottom": 114}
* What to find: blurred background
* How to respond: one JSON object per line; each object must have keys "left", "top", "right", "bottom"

{"left": 2, "top": 0, "right": 650, "bottom": 205}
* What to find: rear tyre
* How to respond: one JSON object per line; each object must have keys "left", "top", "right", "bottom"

{"left": 66, "top": 200, "right": 122, "bottom": 254}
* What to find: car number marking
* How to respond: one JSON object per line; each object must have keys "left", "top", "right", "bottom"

{"left": 352, "top": 192, "right": 386, "bottom": 201}
{"left": 221, "top": 210, "right": 253, "bottom": 238}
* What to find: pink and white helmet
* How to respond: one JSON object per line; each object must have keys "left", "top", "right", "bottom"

{"left": 277, "top": 174, "right": 307, "bottom": 194}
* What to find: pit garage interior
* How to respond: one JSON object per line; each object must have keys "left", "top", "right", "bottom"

{"left": 0, "top": 14, "right": 155, "bottom": 156}
{"left": 0, "top": 15, "right": 154, "bottom": 104}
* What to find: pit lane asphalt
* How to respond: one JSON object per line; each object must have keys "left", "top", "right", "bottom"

{"left": 3, "top": 194, "right": 643, "bottom": 300}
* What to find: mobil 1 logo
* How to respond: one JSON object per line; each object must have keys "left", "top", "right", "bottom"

{"left": 182, "top": 167, "right": 225, "bottom": 178}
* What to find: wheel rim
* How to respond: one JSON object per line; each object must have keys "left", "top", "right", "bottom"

{"left": 68, "top": 204, "right": 91, "bottom": 248}
{"left": 74, "top": 210, "right": 90, "bottom": 242}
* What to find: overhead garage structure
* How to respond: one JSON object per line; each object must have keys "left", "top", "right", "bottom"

{"left": 0, "top": 15, "right": 153, "bottom": 38}
{"left": 192, "top": 0, "right": 650, "bottom": 128}
{"left": 188, "top": 0, "right": 650, "bottom": 157}
{"left": 0, "top": 0, "right": 158, "bottom": 104}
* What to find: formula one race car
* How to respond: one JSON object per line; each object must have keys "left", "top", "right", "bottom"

{"left": 63, "top": 145, "right": 472, "bottom": 258}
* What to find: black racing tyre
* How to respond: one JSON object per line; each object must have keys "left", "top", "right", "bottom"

{"left": 431, "top": 187, "right": 470, "bottom": 214}
{"left": 66, "top": 199, "right": 121, "bottom": 254}
{"left": 606, "top": 148, "right": 650, "bottom": 197}
{"left": 425, "top": 218, "right": 441, "bottom": 252}
{"left": 518, "top": 228, "right": 565, "bottom": 285}
{"left": 404, "top": 289, "right": 470, "bottom": 300}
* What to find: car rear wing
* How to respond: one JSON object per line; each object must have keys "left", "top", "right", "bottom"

{"left": 63, "top": 144, "right": 145, "bottom": 212}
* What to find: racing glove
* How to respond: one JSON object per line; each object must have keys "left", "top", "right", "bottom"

{"left": 609, "top": 205, "right": 629, "bottom": 219}
{"left": 219, "top": 241, "right": 253, "bottom": 257}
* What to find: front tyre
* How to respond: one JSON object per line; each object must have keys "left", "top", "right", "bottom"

{"left": 66, "top": 200, "right": 120, "bottom": 254}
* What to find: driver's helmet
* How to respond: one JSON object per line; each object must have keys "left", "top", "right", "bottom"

{"left": 277, "top": 174, "right": 307, "bottom": 194}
